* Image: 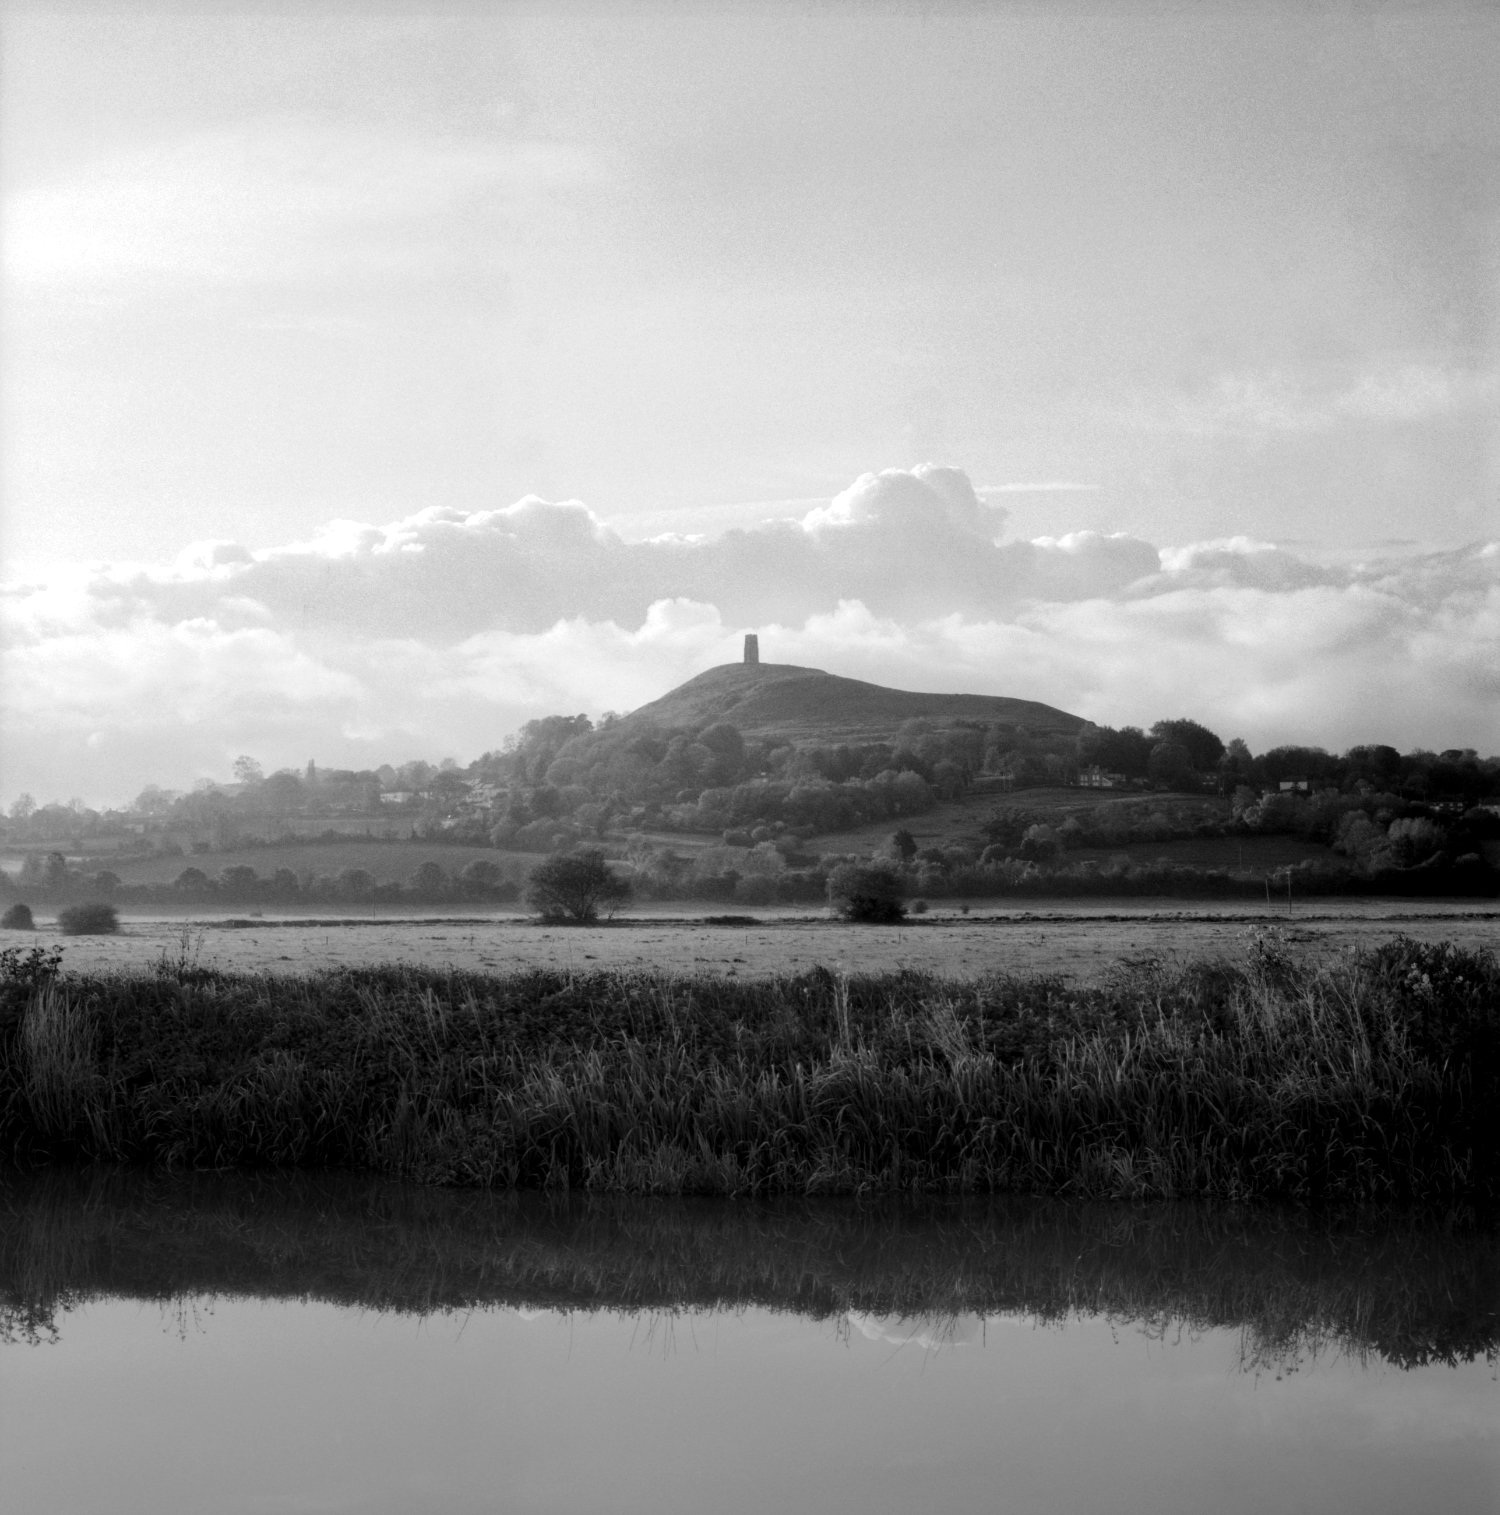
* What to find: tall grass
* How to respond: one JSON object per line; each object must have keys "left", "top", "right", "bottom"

{"left": 0, "top": 936, "right": 1494, "bottom": 1200}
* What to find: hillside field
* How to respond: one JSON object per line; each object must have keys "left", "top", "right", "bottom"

{"left": 802, "top": 787, "right": 1338, "bottom": 874}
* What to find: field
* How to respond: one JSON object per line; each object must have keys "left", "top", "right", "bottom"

{"left": 12, "top": 900, "right": 1498, "bottom": 980}
{"left": 804, "top": 786, "right": 1224, "bottom": 855}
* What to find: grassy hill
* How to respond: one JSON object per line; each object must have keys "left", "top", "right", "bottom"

{"left": 620, "top": 662, "right": 1085, "bottom": 744}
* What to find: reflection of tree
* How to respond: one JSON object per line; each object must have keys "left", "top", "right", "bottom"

{"left": 2, "top": 1169, "right": 1495, "bottom": 1372}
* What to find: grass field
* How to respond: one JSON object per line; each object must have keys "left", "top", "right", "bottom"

{"left": 1065, "top": 834, "right": 1330, "bottom": 870}
{"left": 9, "top": 902, "right": 1497, "bottom": 981}
{"left": 805, "top": 787, "right": 1229, "bottom": 855}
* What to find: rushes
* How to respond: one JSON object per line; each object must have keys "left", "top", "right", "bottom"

{"left": 19, "top": 984, "right": 100, "bottom": 1143}
{"left": 0, "top": 938, "right": 1494, "bottom": 1199}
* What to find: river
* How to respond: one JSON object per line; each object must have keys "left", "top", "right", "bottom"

{"left": 2, "top": 1171, "right": 1495, "bottom": 1514}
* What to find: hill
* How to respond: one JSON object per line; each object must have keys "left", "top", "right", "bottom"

{"left": 620, "top": 663, "right": 1085, "bottom": 744}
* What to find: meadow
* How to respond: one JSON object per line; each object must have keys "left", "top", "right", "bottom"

{"left": 1, "top": 932, "right": 1495, "bottom": 1202}
{"left": 12, "top": 901, "right": 1498, "bottom": 981}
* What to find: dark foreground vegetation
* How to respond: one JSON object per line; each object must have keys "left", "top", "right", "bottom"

{"left": 1, "top": 936, "right": 1495, "bottom": 1201}
{"left": 3, "top": 1169, "right": 1495, "bottom": 1371}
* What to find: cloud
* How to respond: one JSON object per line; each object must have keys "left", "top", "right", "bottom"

{"left": 2, "top": 466, "right": 1496, "bottom": 804}
{"left": 70, "top": 466, "right": 1159, "bottom": 642}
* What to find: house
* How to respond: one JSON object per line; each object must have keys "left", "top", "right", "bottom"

{"left": 1078, "top": 766, "right": 1122, "bottom": 789}
{"left": 1278, "top": 779, "right": 1311, "bottom": 794}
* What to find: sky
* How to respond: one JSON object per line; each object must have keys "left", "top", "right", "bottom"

{"left": 1, "top": 1, "right": 1496, "bottom": 807}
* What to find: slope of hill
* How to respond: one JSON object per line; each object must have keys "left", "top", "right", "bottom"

{"left": 621, "top": 663, "right": 1084, "bottom": 743}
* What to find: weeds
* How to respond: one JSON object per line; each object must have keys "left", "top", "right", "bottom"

{"left": 0, "top": 937, "right": 1494, "bottom": 1199}
{"left": 154, "top": 924, "right": 208, "bottom": 981}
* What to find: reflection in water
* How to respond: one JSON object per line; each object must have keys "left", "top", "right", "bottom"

{"left": 1, "top": 1171, "right": 1496, "bottom": 1515}
{"left": 1, "top": 1167, "right": 1496, "bottom": 1370}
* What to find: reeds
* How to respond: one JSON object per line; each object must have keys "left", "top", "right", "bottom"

{"left": 0, "top": 936, "right": 1494, "bottom": 1200}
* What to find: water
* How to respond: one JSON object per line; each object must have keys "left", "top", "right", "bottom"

{"left": 2, "top": 1172, "right": 1496, "bottom": 1514}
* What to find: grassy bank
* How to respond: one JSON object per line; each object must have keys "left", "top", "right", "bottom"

{"left": 1, "top": 934, "right": 1495, "bottom": 1200}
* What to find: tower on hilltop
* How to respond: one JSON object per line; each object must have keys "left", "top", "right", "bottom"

{"left": 743, "top": 633, "right": 760, "bottom": 666}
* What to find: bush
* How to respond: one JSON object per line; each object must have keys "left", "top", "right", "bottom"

{"left": 1, "top": 903, "right": 35, "bottom": 930}
{"left": 527, "top": 849, "right": 631, "bottom": 922}
{"left": 58, "top": 902, "right": 120, "bottom": 936}
{"left": 826, "top": 862, "right": 906, "bottom": 923}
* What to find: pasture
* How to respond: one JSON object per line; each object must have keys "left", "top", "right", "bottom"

{"left": 13, "top": 900, "right": 1497, "bottom": 981}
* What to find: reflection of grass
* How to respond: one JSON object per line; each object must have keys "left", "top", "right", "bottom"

{"left": 0, "top": 1168, "right": 1494, "bottom": 1373}
{"left": 0, "top": 936, "right": 1496, "bottom": 1201}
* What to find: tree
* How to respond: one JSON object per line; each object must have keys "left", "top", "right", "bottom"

{"left": 982, "top": 807, "right": 1037, "bottom": 848}
{"left": 407, "top": 862, "right": 450, "bottom": 898}
{"left": 1147, "top": 741, "right": 1194, "bottom": 789}
{"left": 232, "top": 756, "right": 264, "bottom": 785}
{"left": 527, "top": 849, "right": 631, "bottom": 922}
{"left": 8, "top": 794, "right": 35, "bottom": 821}
{"left": 1150, "top": 720, "right": 1224, "bottom": 773}
{"left": 218, "top": 865, "right": 260, "bottom": 897}
{"left": 1078, "top": 725, "right": 1153, "bottom": 778}
{"left": 890, "top": 827, "right": 918, "bottom": 861}
{"left": 261, "top": 771, "right": 305, "bottom": 815}
{"left": 429, "top": 770, "right": 472, "bottom": 807}
{"left": 336, "top": 868, "right": 376, "bottom": 900}
{"left": 826, "top": 861, "right": 905, "bottom": 923}
{"left": 1018, "top": 823, "right": 1061, "bottom": 863}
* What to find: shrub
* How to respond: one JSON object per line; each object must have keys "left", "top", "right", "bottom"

{"left": 527, "top": 849, "right": 631, "bottom": 922}
{"left": 57, "top": 902, "right": 119, "bottom": 936}
{"left": 826, "top": 862, "right": 906, "bottom": 923}
{"left": 2, "top": 904, "right": 35, "bottom": 930}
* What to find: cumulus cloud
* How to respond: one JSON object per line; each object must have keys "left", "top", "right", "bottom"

{"left": 2, "top": 465, "right": 1496, "bottom": 804}
{"left": 69, "top": 466, "right": 1161, "bottom": 642}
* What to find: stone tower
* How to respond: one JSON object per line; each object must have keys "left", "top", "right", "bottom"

{"left": 743, "top": 633, "right": 760, "bottom": 666}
